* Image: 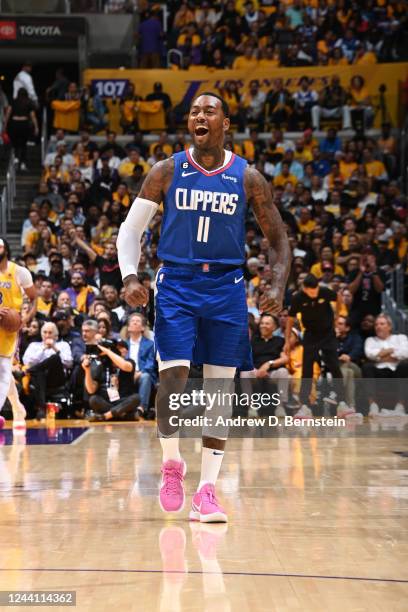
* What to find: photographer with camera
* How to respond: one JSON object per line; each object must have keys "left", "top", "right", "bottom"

{"left": 82, "top": 338, "right": 141, "bottom": 422}
{"left": 347, "top": 249, "right": 385, "bottom": 329}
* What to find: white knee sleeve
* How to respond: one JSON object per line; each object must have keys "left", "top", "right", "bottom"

{"left": 203, "top": 364, "right": 236, "bottom": 379}
{"left": 0, "top": 356, "right": 12, "bottom": 412}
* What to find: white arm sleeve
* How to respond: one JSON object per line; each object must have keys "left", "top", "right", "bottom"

{"left": 16, "top": 265, "right": 34, "bottom": 289}
{"left": 117, "top": 197, "right": 159, "bottom": 280}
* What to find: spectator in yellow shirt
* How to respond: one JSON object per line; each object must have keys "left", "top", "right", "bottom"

{"left": 353, "top": 44, "right": 377, "bottom": 65}
{"left": 274, "top": 162, "right": 298, "bottom": 188}
{"left": 293, "top": 138, "right": 313, "bottom": 164}
{"left": 258, "top": 44, "right": 280, "bottom": 68}
{"left": 232, "top": 46, "right": 258, "bottom": 70}
{"left": 363, "top": 148, "right": 388, "bottom": 181}
{"left": 329, "top": 47, "right": 349, "bottom": 65}
{"left": 297, "top": 206, "right": 316, "bottom": 235}
{"left": 118, "top": 149, "right": 150, "bottom": 177}
{"left": 310, "top": 246, "right": 345, "bottom": 278}
{"left": 339, "top": 151, "right": 358, "bottom": 183}
{"left": 148, "top": 132, "right": 173, "bottom": 158}
{"left": 347, "top": 75, "right": 374, "bottom": 129}
{"left": 112, "top": 183, "right": 131, "bottom": 209}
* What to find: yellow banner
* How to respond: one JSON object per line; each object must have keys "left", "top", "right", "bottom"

{"left": 84, "top": 63, "right": 408, "bottom": 128}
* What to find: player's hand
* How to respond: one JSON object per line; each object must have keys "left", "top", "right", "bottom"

{"left": 259, "top": 288, "right": 283, "bottom": 315}
{"left": 123, "top": 275, "right": 149, "bottom": 308}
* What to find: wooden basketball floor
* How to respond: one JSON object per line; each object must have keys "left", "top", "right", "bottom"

{"left": 0, "top": 419, "right": 407, "bottom": 611}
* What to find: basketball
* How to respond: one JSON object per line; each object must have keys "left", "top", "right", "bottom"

{"left": 0, "top": 307, "right": 22, "bottom": 333}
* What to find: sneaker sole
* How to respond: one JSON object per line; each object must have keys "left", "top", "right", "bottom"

{"left": 158, "top": 461, "right": 187, "bottom": 514}
{"left": 189, "top": 510, "right": 228, "bottom": 523}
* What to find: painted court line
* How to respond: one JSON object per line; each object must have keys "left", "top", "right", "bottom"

{"left": 71, "top": 428, "right": 93, "bottom": 445}
{"left": 0, "top": 568, "right": 407, "bottom": 584}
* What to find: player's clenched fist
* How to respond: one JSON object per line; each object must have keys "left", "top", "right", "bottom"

{"left": 123, "top": 275, "right": 149, "bottom": 307}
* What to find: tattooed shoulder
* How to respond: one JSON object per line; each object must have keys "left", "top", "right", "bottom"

{"left": 138, "top": 157, "right": 175, "bottom": 204}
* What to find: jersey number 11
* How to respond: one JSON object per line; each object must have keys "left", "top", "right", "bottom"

{"left": 197, "top": 216, "right": 210, "bottom": 243}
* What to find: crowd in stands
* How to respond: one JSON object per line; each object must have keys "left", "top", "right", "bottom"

{"left": 138, "top": 0, "right": 408, "bottom": 70}
{"left": 42, "top": 71, "right": 380, "bottom": 135}
{"left": 6, "top": 112, "right": 407, "bottom": 419}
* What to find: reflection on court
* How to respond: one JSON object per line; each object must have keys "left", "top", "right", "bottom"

{"left": 0, "top": 421, "right": 407, "bottom": 611}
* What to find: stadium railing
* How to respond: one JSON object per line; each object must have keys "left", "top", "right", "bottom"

{"left": 41, "top": 107, "right": 49, "bottom": 167}
{"left": 0, "top": 151, "right": 16, "bottom": 236}
{"left": 400, "top": 115, "right": 408, "bottom": 194}
{"left": 383, "top": 266, "right": 408, "bottom": 335}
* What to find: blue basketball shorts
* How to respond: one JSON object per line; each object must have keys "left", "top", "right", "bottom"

{"left": 154, "top": 264, "right": 253, "bottom": 370}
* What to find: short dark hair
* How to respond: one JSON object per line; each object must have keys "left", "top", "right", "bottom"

{"left": 303, "top": 274, "right": 319, "bottom": 289}
{"left": 260, "top": 312, "right": 279, "bottom": 327}
{"left": 193, "top": 92, "right": 229, "bottom": 117}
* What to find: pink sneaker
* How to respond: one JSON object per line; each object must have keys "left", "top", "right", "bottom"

{"left": 159, "top": 459, "right": 186, "bottom": 513}
{"left": 0, "top": 415, "right": 5, "bottom": 430}
{"left": 189, "top": 483, "right": 228, "bottom": 523}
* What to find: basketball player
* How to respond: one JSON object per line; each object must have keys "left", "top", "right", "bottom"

{"left": 117, "top": 93, "right": 290, "bottom": 522}
{"left": 0, "top": 238, "right": 37, "bottom": 429}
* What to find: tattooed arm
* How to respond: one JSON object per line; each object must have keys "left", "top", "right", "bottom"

{"left": 120, "top": 158, "right": 174, "bottom": 308}
{"left": 244, "top": 166, "right": 291, "bottom": 314}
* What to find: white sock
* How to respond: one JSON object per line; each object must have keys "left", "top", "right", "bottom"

{"left": 160, "top": 436, "right": 181, "bottom": 463}
{"left": 198, "top": 446, "right": 224, "bottom": 490}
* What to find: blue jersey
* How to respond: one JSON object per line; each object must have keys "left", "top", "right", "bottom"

{"left": 158, "top": 149, "right": 248, "bottom": 265}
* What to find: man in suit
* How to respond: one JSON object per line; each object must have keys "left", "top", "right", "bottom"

{"left": 126, "top": 313, "right": 156, "bottom": 414}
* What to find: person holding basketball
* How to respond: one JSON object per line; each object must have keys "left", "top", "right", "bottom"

{"left": 0, "top": 238, "right": 37, "bottom": 428}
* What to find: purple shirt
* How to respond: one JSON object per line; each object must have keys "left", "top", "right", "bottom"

{"left": 139, "top": 17, "right": 162, "bottom": 54}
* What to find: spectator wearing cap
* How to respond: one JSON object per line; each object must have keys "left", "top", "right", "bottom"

{"left": 335, "top": 315, "right": 363, "bottom": 411}
{"left": 363, "top": 314, "right": 408, "bottom": 416}
{"left": 125, "top": 313, "right": 156, "bottom": 414}
{"left": 241, "top": 313, "right": 290, "bottom": 415}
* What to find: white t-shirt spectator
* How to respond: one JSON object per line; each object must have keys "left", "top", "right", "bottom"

{"left": 364, "top": 334, "right": 408, "bottom": 371}
{"left": 23, "top": 341, "right": 73, "bottom": 369}
{"left": 13, "top": 70, "right": 38, "bottom": 105}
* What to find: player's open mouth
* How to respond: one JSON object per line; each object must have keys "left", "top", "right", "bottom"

{"left": 195, "top": 126, "right": 209, "bottom": 136}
